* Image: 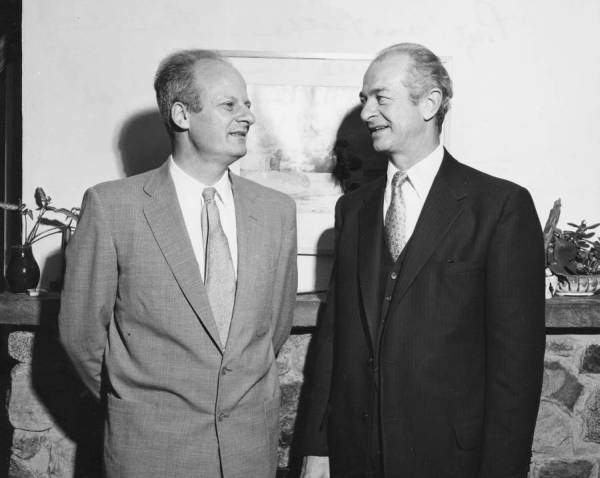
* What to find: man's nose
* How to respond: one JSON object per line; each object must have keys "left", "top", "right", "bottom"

{"left": 360, "top": 99, "right": 376, "bottom": 123}
{"left": 238, "top": 105, "right": 255, "bottom": 126}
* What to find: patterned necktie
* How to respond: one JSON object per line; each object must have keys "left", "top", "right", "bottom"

{"left": 384, "top": 171, "right": 409, "bottom": 262}
{"left": 201, "top": 187, "right": 236, "bottom": 348}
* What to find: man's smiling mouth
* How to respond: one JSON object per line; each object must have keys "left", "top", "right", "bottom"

{"left": 369, "top": 125, "right": 389, "bottom": 135}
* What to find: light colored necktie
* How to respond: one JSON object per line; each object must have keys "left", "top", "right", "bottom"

{"left": 385, "top": 171, "right": 409, "bottom": 262}
{"left": 201, "top": 187, "right": 236, "bottom": 348}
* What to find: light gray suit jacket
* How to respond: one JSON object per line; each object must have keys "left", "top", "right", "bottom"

{"left": 59, "top": 161, "right": 297, "bottom": 478}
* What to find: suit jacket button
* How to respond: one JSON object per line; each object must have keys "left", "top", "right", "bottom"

{"left": 362, "top": 412, "right": 369, "bottom": 421}
{"left": 390, "top": 272, "right": 397, "bottom": 280}
{"left": 221, "top": 366, "right": 231, "bottom": 376}
{"left": 385, "top": 295, "right": 392, "bottom": 301}
{"left": 217, "top": 412, "right": 229, "bottom": 422}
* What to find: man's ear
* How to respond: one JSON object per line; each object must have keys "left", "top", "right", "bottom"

{"left": 420, "top": 88, "right": 442, "bottom": 122}
{"left": 171, "top": 102, "right": 190, "bottom": 131}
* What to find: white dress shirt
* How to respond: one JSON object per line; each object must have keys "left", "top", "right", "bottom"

{"left": 383, "top": 144, "right": 444, "bottom": 241}
{"left": 169, "top": 157, "right": 238, "bottom": 280}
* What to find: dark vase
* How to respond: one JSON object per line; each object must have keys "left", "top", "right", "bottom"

{"left": 6, "top": 244, "right": 40, "bottom": 293}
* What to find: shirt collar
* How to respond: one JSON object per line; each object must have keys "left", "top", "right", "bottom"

{"left": 168, "top": 156, "right": 234, "bottom": 206}
{"left": 385, "top": 144, "right": 444, "bottom": 199}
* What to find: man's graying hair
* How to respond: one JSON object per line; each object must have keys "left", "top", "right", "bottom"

{"left": 376, "top": 43, "right": 453, "bottom": 131}
{"left": 154, "top": 49, "right": 227, "bottom": 134}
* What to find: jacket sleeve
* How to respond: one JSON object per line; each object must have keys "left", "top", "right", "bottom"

{"left": 479, "top": 186, "right": 546, "bottom": 478}
{"left": 299, "top": 197, "right": 344, "bottom": 456}
{"left": 271, "top": 197, "right": 298, "bottom": 356}
{"left": 58, "top": 187, "right": 118, "bottom": 400}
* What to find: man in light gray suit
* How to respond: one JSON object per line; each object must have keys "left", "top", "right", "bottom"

{"left": 59, "top": 50, "right": 297, "bottom": 478}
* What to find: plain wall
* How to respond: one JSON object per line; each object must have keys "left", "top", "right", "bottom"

{"left": 21, "top": 0, "right": 600, "bottom": 287}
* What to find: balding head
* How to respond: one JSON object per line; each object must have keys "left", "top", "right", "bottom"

{"left": 373, "top": 43, "right": 453, "bottom": 131}
{"left": 154, "top": 49, "right": 231, "bottom": 135}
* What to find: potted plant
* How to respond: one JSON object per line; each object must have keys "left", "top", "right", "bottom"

{"left": 544, "top": 199, "right": 600, "bottom": 296}
{"left": 0, "top": 187, "right": 79, "bottom": 293}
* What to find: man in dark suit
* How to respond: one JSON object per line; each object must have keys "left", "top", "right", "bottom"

{"left": 301, "top": 43, "right": 545, "bottom": 478}
{"left": 59, "top": 50, "right": 297, "bottom": 477}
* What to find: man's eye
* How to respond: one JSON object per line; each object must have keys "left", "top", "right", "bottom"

{"left": 376, "top": 96, "right": 388, "bottom": 104}
{"left": 222, "top": 102, "right": 234, "bottom": 110}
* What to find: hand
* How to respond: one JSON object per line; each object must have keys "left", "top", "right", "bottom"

{"left": 300, "top": 456, "right": 330, "bottom": 478}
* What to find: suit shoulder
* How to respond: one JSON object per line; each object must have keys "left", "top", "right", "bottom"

{"left": 447, "top": 157, "right": 529, "bottom": 197}
{"left": 233, "top": 174, "right": 295, "bottom": 212}
{"left": 87, "top": 168, "right": 156, "bottom": 200}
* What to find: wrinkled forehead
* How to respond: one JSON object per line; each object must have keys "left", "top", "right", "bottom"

{"left": 362, "top": 53, "right": 412, "bottom": 91}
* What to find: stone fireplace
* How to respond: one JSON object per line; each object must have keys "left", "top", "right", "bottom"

{"left": 1, "top": 293, "right": 600, "bottom": 477}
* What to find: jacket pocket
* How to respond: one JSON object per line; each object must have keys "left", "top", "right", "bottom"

{"left": 439, "top": 260, "right": 484, "bottom": 275}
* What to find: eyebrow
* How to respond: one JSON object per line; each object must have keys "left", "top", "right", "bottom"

{"left": 359, "top": 87, "right": 389, "bottom": 100}
{"left": 221, "top": 96, "right": 252, "bottom": 108}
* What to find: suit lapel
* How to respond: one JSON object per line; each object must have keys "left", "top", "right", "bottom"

{"left": 227, "top": 174, "right": 266, "bottom": 348}
{"left": 358, "top": 177, "right": 386, "bottom": 351}
{"left": 390, "top": 152, "right": 466, "bottom": 309}
{"left": 142, "top": 162, "right": 223, "bottom": 352}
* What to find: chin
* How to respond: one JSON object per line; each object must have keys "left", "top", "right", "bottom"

{"left": 227, "top": 150, "right": 247, "bottom": 163}
{"left": 227, "top": 144, "right": 247, "bottom": 155}
{"left": 372, "top": 141, "right": 390, "bottom": 154}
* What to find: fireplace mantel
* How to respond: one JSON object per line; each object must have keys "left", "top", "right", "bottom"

{"left": 1, "top": 292, "right": 599, "bottom": 328}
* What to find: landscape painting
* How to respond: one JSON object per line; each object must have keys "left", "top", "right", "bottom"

{"left": 239, "top": 83, "right": 385, "bottom": 254}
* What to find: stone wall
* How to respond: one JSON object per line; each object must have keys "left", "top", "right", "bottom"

{"left": 8, "top": 330, "right": 79, "bottom": 477}
{"left": 4, "top": 328, "right": 600, "bottom": 478}
{"left": 2, "top": 328, "right": 310, "bottom": 478}
{"left": 531, "top": 334, "right": 600, "bottom": 478}
{"left": 5, "top": 328, "right": 102, "bottom": 478}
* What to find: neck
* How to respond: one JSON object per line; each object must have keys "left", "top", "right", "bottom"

{"left": 172, "top": 143, "right": 233, "bottom": 186}
{"left": 389, "top": 135, "right": 440, "bottom": 171}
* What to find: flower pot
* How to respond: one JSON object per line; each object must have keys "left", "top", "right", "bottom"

{"left": 6, "top": 244, "right": 41, "bottom": 293}
{"left": 555, "top": 274, "right": 600, "bottom": 296}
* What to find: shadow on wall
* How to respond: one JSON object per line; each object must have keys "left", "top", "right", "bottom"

{"left": 331, "top": 104, "right": 387, "bottom": 193}
{"left": 117, "top": 109, "right": 171, "bottom": 177}
{"left": 39, "top": 248, "right": 65, "bottom": 292}
{"left": 29, "top": 301, "right": 103, "bottom": 477}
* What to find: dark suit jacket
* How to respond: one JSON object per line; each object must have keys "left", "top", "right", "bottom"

{"left": 59, "top": 162, "right": 297, "bottom": 478}
{"left": 302, "top": 151, "right": 545, "bottom": 478}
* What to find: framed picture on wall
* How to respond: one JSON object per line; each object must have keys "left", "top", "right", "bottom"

{"left": 223, "top": 51, "right": 385, "bottom": 256}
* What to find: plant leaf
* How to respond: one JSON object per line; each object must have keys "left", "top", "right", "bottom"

{"left": 51, "top": 207, "right": 79, "bottom": 221}
{"left": 553, "top": 235, "right": 578, "bottom": 267}
{"left": 34, "top": 187, "right": 49, "bottom": 208}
